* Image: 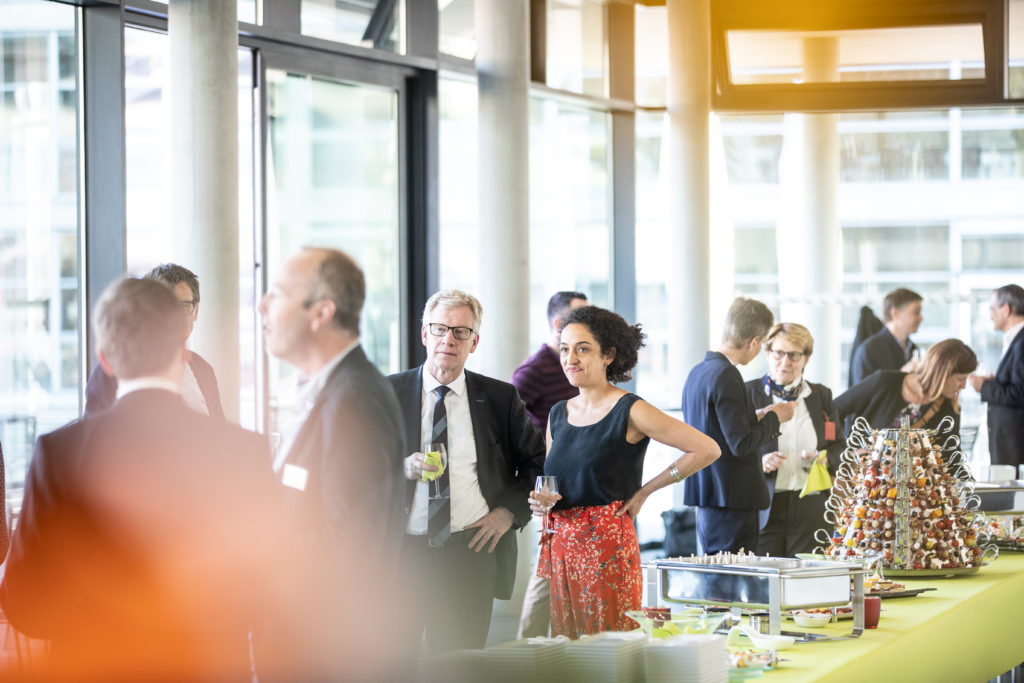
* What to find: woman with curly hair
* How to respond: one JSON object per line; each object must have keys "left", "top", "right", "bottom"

{"left": 529, "top": 306, "right": 720, "bottom": 638}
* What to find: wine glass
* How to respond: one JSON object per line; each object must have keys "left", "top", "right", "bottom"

{"left": 422, "top": 443, "right": 448, "bottom": 498}
{"left": 534, "top": 476, "right": 559, "bottom": 535}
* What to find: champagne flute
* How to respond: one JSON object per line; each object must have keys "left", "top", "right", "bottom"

{"left": 422, "top": 443, "right": 448, "bottom": 498}
{"left": 535, "top": 476, "right": 559, "bottom": 535}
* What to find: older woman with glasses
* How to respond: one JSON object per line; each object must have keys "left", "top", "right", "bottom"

{"left": 836, "top": 338, "right": 977, "bottom": 467}
{"left": 744, "top": 323, "right": 843, "bottom": 556}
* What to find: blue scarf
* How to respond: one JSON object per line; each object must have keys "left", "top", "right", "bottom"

{"left": 763, "top": 375, "right": 802, "bottom": 401}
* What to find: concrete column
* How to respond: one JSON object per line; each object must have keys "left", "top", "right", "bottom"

{"left": 475, "top": 0, "right": 531, "bottom": 618}
{"left": 168, "top": 0, "right": 240, "bottom": 420}
{"left": 475, "top": 0, "right": 530, "bottom": 381}
{"left": 666, "top": 0, "right": 712, "bottom": 401}
{"left": 778, "top": 37, "right": 842, "bottom": 390}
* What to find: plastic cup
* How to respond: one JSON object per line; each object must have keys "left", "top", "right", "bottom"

{"left": 864, "top": 595, "right": 881, "bottom": 629}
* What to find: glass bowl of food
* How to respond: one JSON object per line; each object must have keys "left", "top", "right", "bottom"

{"left": 626, "top": 607, "right": 729, "bottom": 639}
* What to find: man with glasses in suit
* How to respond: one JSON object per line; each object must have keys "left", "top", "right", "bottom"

{"left": 390, "top": 289, "right": 545, "bottom": 652}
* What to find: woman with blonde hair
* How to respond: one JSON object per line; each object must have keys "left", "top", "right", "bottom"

{"left": 836, "top": 338, "right": 977, "bottom": 463}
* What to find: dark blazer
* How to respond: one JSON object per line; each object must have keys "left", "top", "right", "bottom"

{"left": 277, "top": 345, "right": 408, "bottom": 566}
{"left": 745, "top": 378, "right": 843, "bottom": 529}
{"left": 849, "top": 327, "right": 916, "bottom": 387}
{"left": 835, "top": 369, "right": 960, "bottom": 439}
{"left": 83, "top": 351, "right": 225, "bottom": 419}
{"left": 982, "top": 329, "right": 1024, "bottom": 466}
{"left": 681, "top": 351, "right": 780, "bottom": 511}
{"left": 388, "top": 366, "right": 546, "bottom": 600}
{"left": 0, "top": 390, "right": 279, "bottom": 682}
{"left": 848, "top": 306, "right": 883, "bottom": 388}
{"left": 266, "top": 345, "right": 408, "bottom": 681}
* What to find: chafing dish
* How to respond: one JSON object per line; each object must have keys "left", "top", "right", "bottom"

{"left": 975, "top": 482, "right": 1024, "bottom": 513}
{"left": 643, "top": 553, "right": 867, "bottom": 639}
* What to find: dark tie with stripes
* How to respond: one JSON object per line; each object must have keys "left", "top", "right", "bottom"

{"left": 428, "top": 385, "right": 451, "bottom": 547}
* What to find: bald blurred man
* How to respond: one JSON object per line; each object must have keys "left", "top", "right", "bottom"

{"left": 257, "top": 246, "right": 408, "bottom": 681}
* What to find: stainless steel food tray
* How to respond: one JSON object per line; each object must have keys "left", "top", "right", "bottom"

{"left": 975, "top": 482, "right": 1024, "bottom": 513}
{"left": 643, "top": 556, "right": 867, "bottom": 638}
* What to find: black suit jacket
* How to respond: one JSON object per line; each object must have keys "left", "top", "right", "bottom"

{"left": 681, "top": 352, "right": 780, "bottom": 511}
{"left": 83, "top": 351, "right": 225, "bottom": 419}
{"left": 265, "top": 345, "right": 409, "bottom": 681}
{"left": 388, "top": 366, "right": 546, "bottom": 600}
{"left": 277, "top": 345, "right": 407, "bottom": 566}
{"left": 849, "top": 327, "right": 916, "bottom": 387}
{"left": 0, "top": 390, "right": 279, "bottom": 682}
{"left": 982, "top": 329, "right": 1024, "bottom": 466}
{"left": 745, "top": 378, "right": 843, "bottom": 529}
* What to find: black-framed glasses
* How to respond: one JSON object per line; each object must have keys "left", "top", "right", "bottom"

{"left": 427, "top": 322, "right": 475, "bottom": 340}
{"left": 179, "top": 299, "right": 197, "bottom": 315}
{"left": 768, "top": 349, "right": 805, "bottom": 362}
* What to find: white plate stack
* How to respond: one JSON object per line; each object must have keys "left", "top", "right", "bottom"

{"left": 483, "top": 637, "right": 569, "bottom": 683}
{"left": 417, "top": 638, "right": 569, "bottom": 683}
{"left": 564, "top": 631, "right": 647, "bottom": 683}
{"left": 644, "top": 634, "right": 729, "bottom": 683}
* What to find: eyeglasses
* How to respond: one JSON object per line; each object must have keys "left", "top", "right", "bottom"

{"left": 427, "top": 322, "right": 475, "bottom": 340}
{"left": 768, "top": 349, "right": 805, "bottom": 362}
{"left": 179, "top": 299, "right": 198, "bottom": 315}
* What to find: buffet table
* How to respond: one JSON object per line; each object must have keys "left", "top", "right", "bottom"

{"left": 767, "top": 552, "right": 1024, "bottom": 682}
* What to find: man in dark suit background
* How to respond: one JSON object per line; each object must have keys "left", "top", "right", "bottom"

{"left": 681, "top": 297, "right": 795, "bottom": 554}
{"left": 390, "top": 289, "right": 545, "bottom": 652}
{"left": 83, "top": 263, "right": 224, "bottom": 419}
{"left": 257, "top": 246, "right": 408, "bottom": 680}
{"left": 0, "top": 277, "right": 283, "bottom": 682}
{"left": 970, "top": 284, "right": 1024, "bottom": 469}
{"left": 849, "top": 287, "right": 923, "bottom": 386}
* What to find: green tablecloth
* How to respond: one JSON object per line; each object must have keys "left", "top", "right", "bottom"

{"left": 767, "top": 553, "right": 1024, "bottom": 682}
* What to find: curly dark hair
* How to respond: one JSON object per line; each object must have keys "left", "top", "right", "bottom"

{"left": 562, "top": 306, "right": 646, "bottom": 384}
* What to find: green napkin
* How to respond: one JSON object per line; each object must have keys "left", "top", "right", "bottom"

{"left": 421, "top": 450, "right": 445, "bottom": 482}
{"left": 800, "top": 450, "right": 831, "bottom": 498}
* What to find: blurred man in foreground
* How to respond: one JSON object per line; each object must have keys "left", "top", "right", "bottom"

{"left": 257, "top": 246, "right": 409, "bottom": 680}
{"left": 0, "top": 278, "right": 282, "bottom": 682}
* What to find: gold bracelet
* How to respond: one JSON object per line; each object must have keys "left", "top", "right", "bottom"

{"left": 668, "top": 464, "right": 684, "bottom": 483}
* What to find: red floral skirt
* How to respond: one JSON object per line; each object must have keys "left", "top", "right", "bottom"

{"left": 536, "top": 501, "right": 642, "bottom": 639}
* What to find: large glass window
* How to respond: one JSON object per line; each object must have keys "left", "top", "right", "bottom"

{"left": 528, "top": 97, "right": 612, "bottom": 347}
{"left": 546, "top": 0, "right": 607, "bottom": 97}
{"left": 141, "top": 0, "right": 258, "bottom": 25}
{"left": 302, "top": 0, "right": 404, "bottom": 54}
{"left": 264, "top": 70, "right": 401, "bottom": 432}
{"left": 438, "top": 83, "right": 613, "bottom": 353}
{"left": 439, "top": 0, "right": 474, "bottom": 60}
{"left": 123, "top": 27, "right": 258, "bottom": 428}
{"left": 438, "top": 74, "right": 479, "bottom": 294}
{"left": 0, "top": 0, "right": 78, "bottom": 507}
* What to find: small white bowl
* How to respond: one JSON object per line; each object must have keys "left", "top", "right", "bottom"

{"left": 792, "top": 611, "right": 832, "bottom": 628}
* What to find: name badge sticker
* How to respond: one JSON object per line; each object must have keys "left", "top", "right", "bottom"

{"left": 282, "top": 464, "right": 309, "bottom": 491}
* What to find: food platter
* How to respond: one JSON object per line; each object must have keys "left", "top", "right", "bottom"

{"left": 882, "top": 565, "right": 981, "bottom": 578}
{"left": 876, "top": 587, "right": 937, "bottom": 599}
{"left": 795, "top": 553, "right": 983, "bottom": 578}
